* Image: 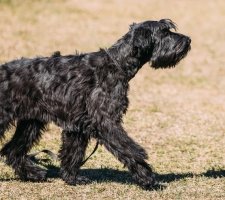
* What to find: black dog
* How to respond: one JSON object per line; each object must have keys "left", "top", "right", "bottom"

{"left": 0, "top": 19, "right": 191, "bottom": 189}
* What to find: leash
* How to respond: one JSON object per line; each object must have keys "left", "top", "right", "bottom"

{"left": 29, "top": 149, "right": 58, "bottom": 162}
{"left": 0, "top": 141, "right": 99, "bottom": 167}
{"left": 29, "top": 141, "right": 99, "bottom": 166}
{"left": 80, "top": 141, "right": 99, "bottom": 166}
{"left": 104, "top": 48, "right": 121, "bottom": 69}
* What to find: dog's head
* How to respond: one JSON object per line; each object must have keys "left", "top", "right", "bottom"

{"left": 129, "top": 19, "right": 191, "bottom": 69}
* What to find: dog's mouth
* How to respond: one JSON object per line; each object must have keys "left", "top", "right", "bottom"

{"left": 174, "top": 37, "right": 191, "bottom": 63}
{"left": 150, "top": 37, "right": 191, "bottom": 69}
{"left": 172, "top": 37, "right": 191, "bottom": 63}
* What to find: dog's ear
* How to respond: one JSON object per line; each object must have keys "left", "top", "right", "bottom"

{"left": 132, "top": 27, "right": 152, "bottom": 49}
{"left": 129, "top": 23, "right": 137, "bottom": 30}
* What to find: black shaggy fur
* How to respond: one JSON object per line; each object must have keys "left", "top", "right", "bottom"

{"left": 0, "top": 19, "right": 191, "bottom": 189}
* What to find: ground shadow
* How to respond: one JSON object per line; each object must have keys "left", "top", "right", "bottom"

{"left": 44, "top": 163, "right": 225, "bottom": 184}
{"left": 1, "top": 162, "right": 225, "bottom": 190}
{"left": 202, "top": 168, "right": 225, "bottom": 178}
{"left": 155, "top": 169, "right": 225, "bottom": 183}
{"left": 43, "top": 163, "right": 133, "bottom": 184}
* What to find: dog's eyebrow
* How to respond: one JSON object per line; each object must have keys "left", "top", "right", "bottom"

{"left": 159, "top": 19, "right": 177, "bottom": 31}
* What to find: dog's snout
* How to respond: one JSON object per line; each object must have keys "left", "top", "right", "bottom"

{"left": 186, "top": 37, "right": 191, "bottom": 44}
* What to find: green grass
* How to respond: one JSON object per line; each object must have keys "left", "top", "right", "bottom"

{"left": 0, "top": 0, "right": 225, "bottom": 199}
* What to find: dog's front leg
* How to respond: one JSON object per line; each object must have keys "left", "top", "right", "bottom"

{"left": 59, "top": 130, "right": 90, "bottom": 185}
{"left": 97, "top": 120, "right": 156, "bottom": 189}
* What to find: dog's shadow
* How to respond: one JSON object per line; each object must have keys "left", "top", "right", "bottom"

{"left": 44, "top": 163, "right": 225, "bottom": 188}
{"left": 1, "top": 162, "right": 225, "bottom": 190}
{"left": 45, "top": 163, "right": 133, "bottom": 183}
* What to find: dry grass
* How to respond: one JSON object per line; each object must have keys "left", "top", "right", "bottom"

{"left": 0, "top": 0, "right": 225, "bottom": 199}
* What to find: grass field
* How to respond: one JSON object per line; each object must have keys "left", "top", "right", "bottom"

{"left": 0, "top": 0, "right": 225, "bottom": 199}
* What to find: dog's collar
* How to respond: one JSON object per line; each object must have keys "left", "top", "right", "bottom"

{"left": 104, "top": 49, "right": 121, "bottom": 69}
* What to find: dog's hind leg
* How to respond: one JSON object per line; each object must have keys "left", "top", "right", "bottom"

{"left": 97, "top": 121, "right": 156, "bottom": 189}
{"left": 59, "top": 130, "right": 90, "bottom": 185}
{"left": 0, "top": 119, "right": 47, "bottom": 181}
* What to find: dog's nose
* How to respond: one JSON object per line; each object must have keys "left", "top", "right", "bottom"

{"left": 187, "top": 37, "right": 191, "bottom": 44}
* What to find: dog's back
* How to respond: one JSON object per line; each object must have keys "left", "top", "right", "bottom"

{"left": 0, "top": 53, "right": 96, "bottom": 134}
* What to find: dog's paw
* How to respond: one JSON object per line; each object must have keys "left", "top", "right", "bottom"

{"left": 75, "top": 175, "right": 91, "bottom": 185}
{"left": 64, "top": 175, "right": 91, "bottom": 186}
{"left": 134, "top": 173, "right": 163, "bottom": 191}
{"left": 140, "top": 180, "right": 165, "bottom": 191}
{"left": 18, "top": 167, "right": 47, "bottom": 182}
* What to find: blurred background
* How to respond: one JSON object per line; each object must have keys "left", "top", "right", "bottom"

{"left": 0, "top": 0, "right": 224, "bottom": 199}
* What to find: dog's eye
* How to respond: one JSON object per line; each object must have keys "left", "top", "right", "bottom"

{"left": 163, "top": 30, "right": 169, "bottom": 36}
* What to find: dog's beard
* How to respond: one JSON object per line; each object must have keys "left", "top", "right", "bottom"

{"left": 150, "top": 38, "right": 191, "bottom": 69}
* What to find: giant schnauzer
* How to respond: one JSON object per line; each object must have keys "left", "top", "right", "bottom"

{"left": 0, "top": 19, "right": 191, "bottom": 189}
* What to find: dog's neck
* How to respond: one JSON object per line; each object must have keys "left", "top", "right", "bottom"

{"left": 105, "top": 44, "right": 148, "bottom": 80}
